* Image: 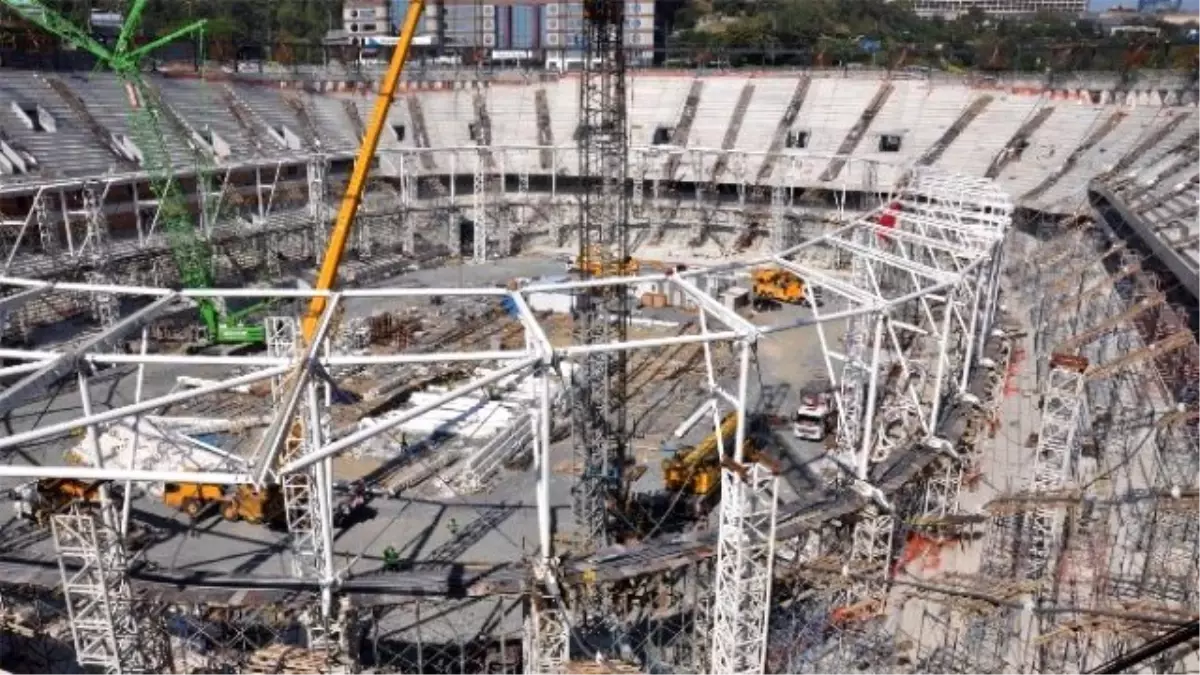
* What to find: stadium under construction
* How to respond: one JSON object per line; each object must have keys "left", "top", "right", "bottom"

{"left": 0, "top": 3, "right": 1197, "bottom": 673}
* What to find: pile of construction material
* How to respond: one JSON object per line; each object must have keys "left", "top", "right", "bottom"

{"left": 357, "top": 364, "right": 568, "bottom": 443}
{"left": 245, "top": 644, "right": 351, "bottom": 674}
{"left": 65, "top": 415, "right": 264, "bottom": 495}
{"left": 447, "top": 412, "right": 533, "bottom": 493}
{"left": 565, "top": 657, "right": 643, "bottom": 673}
{"left": 632, "top": 278, "right": 699, "bottom": 311}
{"left": 366, "top": 310, "right": 424, "bottom": 347}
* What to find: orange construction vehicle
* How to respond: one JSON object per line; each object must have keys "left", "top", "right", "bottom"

{"left": 163, "top": 482, "right": 283, "bottom": 524}
{"left": 571, "top": 244, "right": 640, "bottom": 278}
{"left": 13, "top": 479, "right": 110, "bottom": 525}
{"left": 751, "top": 267, "right": 817, "bottom": 306}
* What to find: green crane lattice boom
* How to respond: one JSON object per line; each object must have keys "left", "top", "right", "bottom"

{"left": 1, "top": 0, "right": 265, "bottom": 344}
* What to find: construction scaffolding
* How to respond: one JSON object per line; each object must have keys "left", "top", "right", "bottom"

{"left": 898, "top": 207, "right": 1199, "bottom": 673}
{"left": 51, "top": 506, "right": 162, "bottom": 674}
{"left": 570, "top": 0, "right": 632, "bottom": 550}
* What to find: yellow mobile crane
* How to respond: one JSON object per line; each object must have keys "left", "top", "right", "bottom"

{"left": 175, "top": 2, "right": 430, "bottom": 516}
{"left": 662, "top": 411, "right": 760, "bottom": 499}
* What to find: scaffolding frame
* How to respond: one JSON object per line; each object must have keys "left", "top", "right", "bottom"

{"left": 51, "top": 507, "right": 155, "bottom": 674}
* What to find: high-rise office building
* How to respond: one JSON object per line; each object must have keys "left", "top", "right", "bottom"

{"left": 910, "top": 0, "right": 1085, "bottom": 17}
{"left": 388, "top": 0, "right": 655, "bottom": 64}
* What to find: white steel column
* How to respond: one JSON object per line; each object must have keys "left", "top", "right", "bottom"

{"left": 52, "top": 508, "right": 151, "bottom": 674}
{"left": 528, "top": 360, "right": 569, "bottom": 671}
{"left": 711, "top": 343, "right": 780, "bottom": 675}
{"left": 1025, "top": 359, "right": 1087, "bottom": 581}
{"left": 398, "top": 153, "right": 417, "bottom": 254}
{"left": 81, "top": 184, "right": 110, "bottom": 263}
{"left": 473, "top": 155, "right": 487, "bottom": 263}
{"left": 35, "top": 191, "right": 57, "bottom": 257}
{"left": 835, "top": 227, "right": 872, "bottom": 470}
{"left": 518, "top": 167, "right": 530, "bottom": 247}
{"left": 769, "top": 184, "right": 786, "bottom": 254}
{"left": 266, "top": 316, "right": 298, "bottom": 403}
{"left": 307, "top": 156, "right": 329, "bottom": 265}
{"left": 266, "top": 314, "right": 334, "bottom": 647}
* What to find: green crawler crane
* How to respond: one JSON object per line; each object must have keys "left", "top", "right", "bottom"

{"left": 2, "top": 0, "right": 265, "bottom": 345}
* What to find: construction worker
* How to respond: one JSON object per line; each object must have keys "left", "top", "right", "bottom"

{"left": 383, "top": 545, "right": 400, "bottom": 572}
{"left": 448, "top": 518, "right": 459, "bottom": 536}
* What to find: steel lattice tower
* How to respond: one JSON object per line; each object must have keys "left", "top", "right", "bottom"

{"left": 570, "top": 0, "right": 630, "bottom": 548}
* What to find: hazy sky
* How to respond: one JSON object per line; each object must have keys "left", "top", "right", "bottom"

{"left": 1089, "top": 0, "right": 1200, "bottom": 9}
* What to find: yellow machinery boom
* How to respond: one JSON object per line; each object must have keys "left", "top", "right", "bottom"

{"left": 163, "top": 482, "right": 284, "bottom": 524}
{"left": 264, "top": 0, "right": 426, "bottom": 504}
{"left": 301, "top": 0, "right": 427, "bottom": 341}
{"left": 663, "top": 411, "right": 741, "bottom": 495}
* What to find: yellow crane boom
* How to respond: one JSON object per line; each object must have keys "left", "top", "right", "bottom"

{"left": 258, "top": 1, "right": 426, "bottom": 485}
{"left": 663, "top": 412, "right": 741, "bottom": 494}
{"left": 301, "top": 0, "right": 427, "bottom": 341}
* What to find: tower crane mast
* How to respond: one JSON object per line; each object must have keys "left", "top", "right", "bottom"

{"left": 571, "top": 0, "right": 632, "bottom": 548}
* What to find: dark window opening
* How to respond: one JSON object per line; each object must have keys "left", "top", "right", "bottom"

{"left": 21, "top": 107, "right": 45, "bottom": 132}
{"left": 786, "top": 130, "right": 809, "bottom": 149}
{"left": 651, "top": 125, "right": 672, "bottom": 145}
{"left": 879, "top": 134, "right": 902, "bottom": 152}
{"left": 468, "top": 122, "right": 479, "bottom": 142}
{"left": 392, "top": 124, "right": 406, "bottom": 142}
{"left": 286, "top": 165, "right": 301, "bottom": 178}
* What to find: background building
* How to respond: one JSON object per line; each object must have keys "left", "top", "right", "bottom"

{"left": 390, "top": 0, "right": 655, "bottom": 65}
{"left": 1137, "top": 0, "right": 1184, "bottom": 12}
{"left": 343, "top": 1, "right": 393, "bottom": 39}
{"left": 911, "top": 0, "right": 1086, "bottom": 17}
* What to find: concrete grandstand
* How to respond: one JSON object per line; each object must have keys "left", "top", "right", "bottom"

{"left": 3, "top": 70, "right": 1197, "bottom": 291}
